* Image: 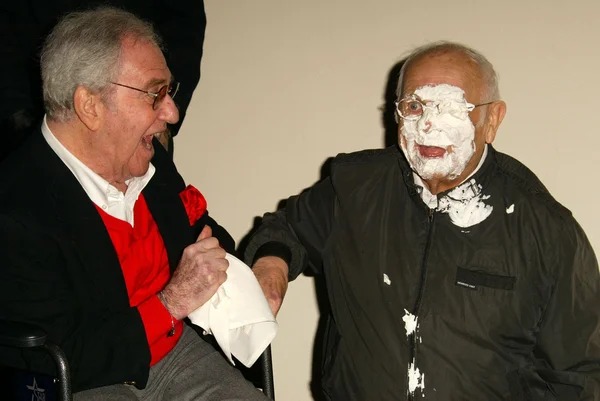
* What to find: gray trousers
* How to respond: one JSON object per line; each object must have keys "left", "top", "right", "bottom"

{"left": 74, "top": 325, "right": 269, "bottom": 401}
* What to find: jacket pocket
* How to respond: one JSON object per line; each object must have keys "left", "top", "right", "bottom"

{"left": 455, "top": 266, "right": 516, "bottom": 291}
{"left": 507, "top": 369, "right": 563, "bottom": 401}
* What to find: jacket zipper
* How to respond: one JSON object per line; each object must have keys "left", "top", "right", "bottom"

{"left": 407, "top": 208, "right": 435, "bottom": 401}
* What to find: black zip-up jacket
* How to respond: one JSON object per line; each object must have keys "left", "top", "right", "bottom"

{"left": 245, "top": 145, "right": 600, "bottom": 400}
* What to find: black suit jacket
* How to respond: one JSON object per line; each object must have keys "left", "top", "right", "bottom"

{"left": 0, "top": 131, "right": 233, "bottom": 392}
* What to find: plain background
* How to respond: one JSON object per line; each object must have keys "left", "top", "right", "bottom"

{"left": 174, "top": 1, "right": 600, "bottom": 400}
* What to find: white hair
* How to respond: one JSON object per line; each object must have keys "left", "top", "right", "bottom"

{"left": 40, "top": 7, "right": 163, "bottom": 122}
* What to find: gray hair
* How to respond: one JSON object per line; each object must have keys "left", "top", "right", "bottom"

{"left": 40, "top": 7, "right": 163, "bottom": 122}
{"left": 395, "top": 41, "right": 500, "bottom": 103}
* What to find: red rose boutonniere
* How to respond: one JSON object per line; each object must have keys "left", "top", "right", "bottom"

{"left": 179, "top": 185, "right": 207, "bottom": 226}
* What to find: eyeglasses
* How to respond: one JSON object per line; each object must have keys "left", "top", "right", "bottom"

{"left": 110, "top": 80, "right": 180, "bottom": 110}
{"left": 395, "top": 95, "right": 494, "bottom": 121}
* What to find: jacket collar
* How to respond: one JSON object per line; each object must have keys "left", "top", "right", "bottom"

{"left": 396, "top": 144, "right": 498, "bottom": 209}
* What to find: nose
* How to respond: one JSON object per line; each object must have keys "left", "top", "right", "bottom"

{"left": 418, "top": 103, "right": 443, "bottom": 133}
{"left": 157, "top": 94, "right": 179, "bottom": 124}
{"left": 417, "top": 113, "right": 433, "bottom": 133}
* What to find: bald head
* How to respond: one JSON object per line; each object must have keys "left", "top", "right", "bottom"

{"left": 396, "top": 42, "right": 500, "bottom": 104}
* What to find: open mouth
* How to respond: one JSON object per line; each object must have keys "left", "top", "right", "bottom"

{"left": 417, "top": 145, "right": 447, "bottom": 158}
{"left": 142, "top": 133, "right": 157, "bottom": 150}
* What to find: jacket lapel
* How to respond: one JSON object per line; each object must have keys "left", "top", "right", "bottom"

{"left": 35, "top": 134, "right": 131, "bottom": 314}
{"left": 142, "top": 157, "right": 193, "bottom": 273}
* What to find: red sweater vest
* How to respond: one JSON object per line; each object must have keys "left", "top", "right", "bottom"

{"left": 95, "top": 194, "right": 183, "bottom": 366}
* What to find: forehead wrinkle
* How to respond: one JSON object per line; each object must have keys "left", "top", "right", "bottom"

{"left": 118, "top": 36, "right": 171, "bottom": 89}
{"left": 143, "top": 76, "right": 170, "bottom": 90}
{"left": 402, "top": 52, "right": 485, "bottom": 103}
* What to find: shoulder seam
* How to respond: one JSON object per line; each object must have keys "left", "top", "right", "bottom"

{"left": 493, "top": 153, "right": 571, "bottom": 224}
{"left": 333, "top": 146, "right": 399, "bottom": 166}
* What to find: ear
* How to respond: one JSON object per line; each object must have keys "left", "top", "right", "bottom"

{"left": 73, "top": 85, "right": 102, "bottom": 131}
{"left": 398, "top": 123, "right": 408, "bottom": 149}
{"left": 482, "top": 100, "right": 506, "bottom": 144}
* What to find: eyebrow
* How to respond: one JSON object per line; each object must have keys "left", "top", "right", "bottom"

{"left": 401, "top": 93, "right": 422, "bottom": 100}
{"left": 143, "top": 76, "right": 172, "bottom": 90}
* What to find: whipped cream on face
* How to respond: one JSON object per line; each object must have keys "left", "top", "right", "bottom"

{"left": 400, "top": 84, "right": 476, "bottom": 181}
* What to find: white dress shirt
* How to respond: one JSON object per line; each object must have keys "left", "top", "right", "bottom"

{"left": 41, "top": 115, "right": 155, "bottom": 226}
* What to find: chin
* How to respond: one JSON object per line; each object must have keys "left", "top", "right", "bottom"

{"left": 410, "top": 155, "right": 467, "bottom": 182}
{"left": 129, "top": 159, "right": 152, "bottom": 178}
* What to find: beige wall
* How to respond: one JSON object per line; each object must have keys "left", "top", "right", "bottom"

{"left": 175, "top": 1, "right": 600, "bottom": 400}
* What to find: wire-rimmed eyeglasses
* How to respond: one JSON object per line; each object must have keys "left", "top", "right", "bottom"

{"left": 110, "top": 80, "right": 180, "bottom": 110}
{"left": 395, "top": 95, "right": 494, "bottom": 121}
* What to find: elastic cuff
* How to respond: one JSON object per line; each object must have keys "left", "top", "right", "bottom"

{"left": 252, "top": 241, "right": 292, "bottom": 266}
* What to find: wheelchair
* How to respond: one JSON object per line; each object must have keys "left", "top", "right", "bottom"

{"left": 0, "top": 320, "right": 274, "bottom": 401}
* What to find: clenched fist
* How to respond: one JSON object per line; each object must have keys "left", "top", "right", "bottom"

{"left": 161, "top": 226, "right": 229, "bottom": 320}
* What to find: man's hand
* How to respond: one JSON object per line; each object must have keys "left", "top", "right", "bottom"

{"left": 253, "top": 256, "right": 289, "bottom": 317}
{"left": 162, "top": 226, "right": 228, "bottom": 320}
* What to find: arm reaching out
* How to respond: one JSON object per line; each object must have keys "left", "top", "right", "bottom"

{"left": 253, "top": 256, "right": 289, "bottom": 317}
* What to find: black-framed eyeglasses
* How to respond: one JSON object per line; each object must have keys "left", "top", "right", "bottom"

{"left": 395, "top": 95, "right": 494, "bottom": 121}
{"left": 110, "top": 80, "right": 180, "bottom": 110}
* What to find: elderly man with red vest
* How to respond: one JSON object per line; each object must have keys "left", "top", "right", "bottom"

{"left": 0, "top": 7, "right": 268, "bottom": 400}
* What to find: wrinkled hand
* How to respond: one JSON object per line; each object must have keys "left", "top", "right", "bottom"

{"left": 252, "top": 256, "right": 289, "bottom": 317}
{"left": 162, "top": 226, "right": 229, "bottom": 320}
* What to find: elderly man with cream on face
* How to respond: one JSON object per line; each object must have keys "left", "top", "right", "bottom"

{"left": 245, "top": 42, "right": 600, "bottom": 400}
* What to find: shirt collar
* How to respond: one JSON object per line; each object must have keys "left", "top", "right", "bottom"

{"left": 41, "top": 115, "right": 155, "bottom": 224}
{"left": 413, "top": 144, "right": 488, "bottom": 209}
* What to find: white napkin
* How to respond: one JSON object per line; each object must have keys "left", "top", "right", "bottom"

{"left": 188, "top": 253, "right": 278, "bottom": 367}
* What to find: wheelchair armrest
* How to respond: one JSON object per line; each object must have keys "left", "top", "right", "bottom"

{"left": 0, "top": 320, "right": 48, "bottom": 348}
{"left": 260, "top": 345, "right": 275, "bottom": 400}
{"left": 0, "top": 320, "right": 72, "bottom": 401}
